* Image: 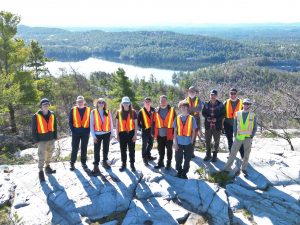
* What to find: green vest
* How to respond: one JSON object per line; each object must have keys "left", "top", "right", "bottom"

{"left": 236, "top": 111, "right": 255, "bottom": 141}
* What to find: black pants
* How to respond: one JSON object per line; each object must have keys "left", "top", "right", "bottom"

{"left": 205, "top": 128, "right": 221, "bottom": 155}
{"left": 71, "top": 134, "right": 89, "bottom": 164}
{"left": 94, "top": 132, "right": 111, "bottom": 166}
{"left": 176, "top": 144, "right": 193, "bottom": 175}
{"left": 157, "top": 136, "right": 173, "bottom": 165}
{"left": 142, "top": 129, "right": 154, "bottom": 159}
{"left": 224, "top": 122, "right": 244, "bottom": 158}
{"left": 119, "top": 130, "right": 135, "bottom": 164}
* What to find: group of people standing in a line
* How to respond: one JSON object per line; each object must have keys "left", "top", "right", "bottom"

{"left": 32, "top": 86, "right": 257, "bottom": 182}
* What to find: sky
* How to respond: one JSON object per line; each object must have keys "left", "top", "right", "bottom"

{"left": 1, "top": 0, "right": 300, "bottom": 27}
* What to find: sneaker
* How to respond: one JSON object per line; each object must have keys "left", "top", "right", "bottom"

{"left": 176, "top": 172, "right": 182, "bottom": 178}
{"left": 130, "top": 164, "right": 136, "bottom": 172}
{"left": 102, "top": 161, "right": 111, "bottom": 169}
{"left": 92, "top": 165, "right": 100, "bottom": 175}
{"left": 45, "top": 165, "right": 56, "bottom": 174}
{"left": 203, "top": 155, "right": 211, "bottom": 161}
{"left": 119, "top": 164, "right": 126, "bottom": 172}
{"left": 242, "top": 170, "right": 248, "bottom": 177}
{"left": 211, "top": 155, "right": 218, "bottom": 162}
{"left": 191, "top": 154, "right": 195, "bottom": 158}
{"left": 165, "top": 162, "right": 171, "bottom": 170}
{"left": 82, "top": 164, "right": 88, "bottom": 170}
{"left": 39, "top": 171, "right": 45, "bottom": 182}
{"left": 70, "top": 163, "right": 75, "bottom": 171}
{"left": 234, "top": 170, "right": 241, "bottom": 176}
{"left": 148, "top": 155, "right": 157, "bottom": 161}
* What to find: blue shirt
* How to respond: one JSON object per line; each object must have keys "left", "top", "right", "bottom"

{"left": 173, "top": 115, "right": 198, "bottom": 145}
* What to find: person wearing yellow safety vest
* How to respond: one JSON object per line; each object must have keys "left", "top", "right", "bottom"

{"left": 173, "top": 100, "right": 197, "bottom": 179}
{"left": 138, "top": 97, "right": 156, "bottom": 166}
{"left": 116, "top": 96, "right": 138, "bottom": 172}
{"left": 32, "top": 98, "right": 57, "bottom": 182}
{"left": 223, "top": 88, "right": 244, "bottom": 158}
{"left": 69, "top": 96, "right": 91, "bottom": 171}
{"left": 90, "top": 98, "right": 115, "bottom": 174}
{"left": 223, "top": 98, "right": 257, "bottom": 177}
{"left": 186, "top": 86, "right": 203, "bottom": 158}
{"left": 152, "top": 95, "right": 176, "bottom": 170}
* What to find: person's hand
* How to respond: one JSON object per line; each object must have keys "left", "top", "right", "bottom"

{"left": 132, "top": 134, "right": 137, "bottom": 142}
{"left": 117, "top": 136, "right": 120, "bottom": 142}
{"left": 93, "top": 137, "right": 98, "bottom": 144}
{"left": 173, "top": 143, "right": 179, "bottom": 151}
{"left": 110, "top": 135, "right": 113, "bottom": 141}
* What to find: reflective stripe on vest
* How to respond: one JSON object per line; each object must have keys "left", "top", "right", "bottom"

{"left": 118, "top": 110, "right": 135, "bottom": 132}
{"left": 236, "top": 111, "right": 255, "bottom": 140}
{"left": 186, "top": 97, "right": 199, "bottom": 116}
{"left": 177, "top": 115, "right": 193, "bottom": 137}
{"left": 141, "top": 108, "right": 151, "bottom": 129}
{"left": 73, "top": 106, "right": 91, "bottom": 128}
{"left": 155, "top": 107, "right": 175, "bottom": 129}
{"left": 93, "top": 109, "right": 111, "bottom": 132}
{"left": 225, "top": 99, "right": 242, "bottom": 119}
{"left": 36, "top": 113, "right": 55, "bottom": 134}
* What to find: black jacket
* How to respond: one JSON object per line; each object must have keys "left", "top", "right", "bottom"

{"left": 202, "top": 100, "right": 225, "bottom": 131}
{"left": 32, "top": 110, "right": 58, "bottom": 143}
{"left": 138, "top": 107, "right": 155, "bottom": 130}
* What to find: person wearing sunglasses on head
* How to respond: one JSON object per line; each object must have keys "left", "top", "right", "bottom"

{"left": 202, "top": 90, "right": 225, "bottom": 162}
{"left": 32, "top": 98, "right": 58, "bottom": 182}
{"left": 223, "top": 98, "right": 257, "bottom": 177}
{"left": 90, "top": 98, "right": 115, "bottom": 175}
{"left": 223, "top": 88, "right": 244, "bottom": 158}
{"left": 116, "top": 96, "right": 138, "bottom": 172}
{"left": 69, "top": 96, "right": 91, "bottom": 172}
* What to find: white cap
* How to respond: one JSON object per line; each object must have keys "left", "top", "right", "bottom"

{"left": 243, "top": 98, "right": 252, "bottom": 104}
{"left": 76, "top": 96, "right": 85, "bottom": 101}
{"left": 121, "top": 96, "right": 131, "bottom": 104}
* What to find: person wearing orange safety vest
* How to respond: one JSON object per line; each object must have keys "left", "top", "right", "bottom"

{"left": 185, "top": 86, "right": 203, "bottom": 158}
{"left": 223, "top": 98, "right": 257, "bottom": 177}
{"left": 69, "top": 96, "right": 91, "bottom": 171}
{"left": 138, "top": 97, "right": 156, "bottom": 166}
{"left": 90, "top": 98, "right": 115, "bottom": 174}
{"left": 32, "top": 98, "right": 57, "bottom": 182}
{"left": 152, "top": 95, "right": 176, "bottom": 170}
{"left": 223, "top": 88, "right": 244, "bottom": 158}
{"left": 116, "top": 96, "right": 138, "bottom": 172}
{"left": 173, "top": 100, "right": 197, "bottom": 179}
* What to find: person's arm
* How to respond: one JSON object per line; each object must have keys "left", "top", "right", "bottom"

{"left": 233, "top": 118, "right": 237, "bottom": 137}
{"left": 53, "top": 113, "right": 58, "bottom": 140}
{"left": 151, "top": 112, "right": 156, "bottom": 136}
{"left": 90, "top": 110, "right": 97, "bottom": 141}
{"left": 172, "top": 119, "right": 179, "bottom": 151}
{"left": 202, "top": 103, "right": 208, "bottom": 118}
{"left": 109, "top": 111, "right": 115, "bottom": 137}
{"left": 32, "top": 114, "right": 38, "bottom": 143}
{"left": 191, "top": 117, "right": 197, "bottom": 142}
{"left": 251, "top": 115, "right": 257, "bottom": 138}
{"left": 137, "top": 110, "right": 143, "bottom": 129}
{"left": 133, "top": 119, "right": 138, "bottom": 142}
{"left": 115, "top": 113, "right": 120, "bottom": 142}
{"left": 69, "top": 108, "right": 74, "bottom": 133}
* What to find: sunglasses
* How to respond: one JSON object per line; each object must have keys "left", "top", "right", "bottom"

{"left": 98, "top": 101, "right": 105, "bottom": 104}
{"left": 42, "top": 103, "right": 50, "bottom": 106}
{"left": 230, "top": 92, "right": 237, "bottom": 95}
{"left": 210, "top": 94, "right": 216, "bottom": 96}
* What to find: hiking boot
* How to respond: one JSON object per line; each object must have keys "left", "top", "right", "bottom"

{"left": 102, "top": 161, "right": 111, "bottom": 169}
{"left": 165, "top": 161, "right": 171, "bottom": 170}
{"left": 119, "top": 163, "right": 126, "bottom": 172}
{"left": 176, "top": 171, "right": 182, "bottom": 178}
{"left": 70, "top": 163, "right": 75, "bottom": 171}
{"left": 147, "top": 155, "right": 157, "bottom": 161}
{"left": 45, "top": 165, "right": 56, "bottom": 174}
{"left": 181, "top": 173, "right": 188, "bottom": 179}
{"left": 211, "top": 152, "right": 218, "bottom": 162}
{"left": 39, "top": 171, "right": 45, "bottom": 182}
{"left": 191, "top": 154, "right": 196, "bottom": 158}
{"left": 82, "top": 164, "right": 88, "bottom": 171}
{"left": 242, "top": 170, "right": 248, "bottom": 177}
{"left": 143, "top": 158, "right": 149, "bottom": 166}
{"left": 92, "top": 165, "right": 100, "bottom": 175}
{"left": 130, "top": 163, "right": 136, "bottom": 172}
{"left": 203, "top": 155, "right": 211, "bottom": 161}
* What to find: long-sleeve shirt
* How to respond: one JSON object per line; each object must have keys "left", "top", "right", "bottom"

{"left": 202, "top": 100, "right": 225, "bottom": 131}
{"left": 69, "top": 107, "right": 90, "bottom": 136}
{"left": 90, "top": 109, "right": 115, "bottom": 139}
{"left": 233, "top": 111, "right": 257, "bottom": 138}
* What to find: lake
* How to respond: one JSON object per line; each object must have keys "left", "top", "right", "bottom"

{"left": 46, "top": 58, "right": 177, "bottom": 84}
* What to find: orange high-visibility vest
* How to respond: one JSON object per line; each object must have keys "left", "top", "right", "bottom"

{"left": 141, "top": 108, "right": 152, "bottom": 129}
{"left": 36, "top": 113, "right": 55, "bottom": 134}
{"left": 177, "top": 115, "right": 193, "bottom": 137}
{"left": 72, "top": 106, "right": 91, "bottom": 128}
{"left": 118, "top": 110, "right": 135, "bottom": 132}
{"left": 225, "top": 99, "right": 242, "bottom": 119}
{"left": 186, "top": 96, "right": 199, "bottom": 116}
{"left": 93, "top": 109, "right": 111, "bottom": 132}
{"left": 154, "top": 107, "right": 175, "bottom": 129}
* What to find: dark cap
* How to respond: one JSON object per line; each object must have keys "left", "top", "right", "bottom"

{"left": 210, "top": 89, "right": 218, "bottom": 95}
{"left": 188, "top": 86, "right": 197, "bottom": 92}
{"left": 40, "top": 98, "right": 50, "bottom": 106}
{"left": 144, "top": 97, "right": 151, "bottom": 101}
{"left": 230, "top": 88, "right": 238, "bottom": 93}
